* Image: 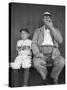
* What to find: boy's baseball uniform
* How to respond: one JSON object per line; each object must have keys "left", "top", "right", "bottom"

{"left": 11, "top": 39, "right": 32, "bottom": 69}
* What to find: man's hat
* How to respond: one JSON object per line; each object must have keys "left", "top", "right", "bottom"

{"left": 43, "top": 12, "right": 52, "bottom": 16}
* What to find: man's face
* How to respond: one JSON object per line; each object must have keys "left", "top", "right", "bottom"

{"left": 43, "top": 15, "right": 52, "bottom": 24}
{"left": 21, "top": 31, "right": 29, "bottom": 40}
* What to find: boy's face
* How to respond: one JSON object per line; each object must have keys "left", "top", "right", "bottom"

{"left": 20, "top": 31, "right": 29, "bottom": 40}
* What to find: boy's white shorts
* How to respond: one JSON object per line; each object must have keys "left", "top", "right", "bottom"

{"left": 11, "top": 55, "right": 31, "bottom": 69}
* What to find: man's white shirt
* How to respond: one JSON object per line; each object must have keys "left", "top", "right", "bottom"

{"left": 42, "top": 26, "right": 54, "bottom": 46}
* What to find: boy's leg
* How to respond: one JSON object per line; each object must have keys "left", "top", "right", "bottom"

{"left": 23, "top": 68, "right": 30, "bottom": 86}
{"left": 51, "top": 56, "right": 65, "bottom": 84}
{"left": 13, "top": 69, "right": 19, "bottom": 87}
{"left": 10, "top": 56, "right": 22, "bottom": 86}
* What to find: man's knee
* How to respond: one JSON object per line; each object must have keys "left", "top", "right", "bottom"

{"left": 33, "top": 57, "right": 47, "bottom": 79}
{"left": 54, "top": 56, "right": 65, "bottom": 67}
{"left": 33, "top": 57, "right": 46, "bottom": 69}
{"left": 33, "top": 58, "right": 40, "bottom": 68}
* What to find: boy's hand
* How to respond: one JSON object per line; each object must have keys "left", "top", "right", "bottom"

{"left": 9, "top": 63, "right": 12, "bottom": 68}
{"left": 9, "top": 63, "right": 11, "bottom": 67}
{"left": 17, "top": 46, "right": 23, "bottom": 52}
{"left": 9, "top": 62, "right": 14, "bottom": 68}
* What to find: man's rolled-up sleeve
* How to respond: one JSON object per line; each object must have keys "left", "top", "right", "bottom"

{"left": 52, "top": 28, "right": 63, "bottom": 44}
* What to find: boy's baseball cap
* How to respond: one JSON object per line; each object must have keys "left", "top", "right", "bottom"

{"left": 43, "top": 12, "right": 52, "bottom": 16}
{"left": 19, "top": 28, "right": 30, "bottom": 34}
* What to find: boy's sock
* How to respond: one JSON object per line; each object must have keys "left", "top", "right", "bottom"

{"left": 23, "top": 68, "right": 30, "bottom": 86}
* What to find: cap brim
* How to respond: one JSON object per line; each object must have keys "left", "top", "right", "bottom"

{"left": 43, "top": 14, "right": 52, "bottom": 16}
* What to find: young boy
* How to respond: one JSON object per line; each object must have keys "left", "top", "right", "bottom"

{"left": 10, "top": 28, "right": 32, "bottom": 86}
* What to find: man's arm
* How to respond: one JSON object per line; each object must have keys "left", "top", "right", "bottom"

{"left": 31, "top": 30, "right": 44, "bottom": 58}
{"left": 45, "top": 20, "right": 63, "bottom": 44}
{"left": 31, "top": 30, "right": 40, "bottom": 56}
{"left": 51, "top": 28, "right": 63, "bottom": 44}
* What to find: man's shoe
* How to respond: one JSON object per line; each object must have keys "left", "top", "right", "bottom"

{"left": 53, "top": 79, "right": 58, "bottom": 84}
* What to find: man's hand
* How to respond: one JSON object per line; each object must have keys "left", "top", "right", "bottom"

{"left": 45, "top": 20, "right": 54, "bottom": 31}
{"left": 36, "top": 53, "right": 44, "bottom": 58}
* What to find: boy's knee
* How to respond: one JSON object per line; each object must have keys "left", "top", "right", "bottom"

{"left": 11, "top": 63, "right": 21, "bottom": 69}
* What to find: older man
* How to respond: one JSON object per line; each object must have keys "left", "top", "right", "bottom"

{"left": 32, "top": 12, "right": 65, "bottom": 84}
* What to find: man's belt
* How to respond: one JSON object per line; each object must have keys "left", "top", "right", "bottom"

{"left": 40, "top": 45, "right": 55, "bottom": 55}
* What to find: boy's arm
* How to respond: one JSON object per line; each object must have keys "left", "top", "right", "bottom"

{"left": 16, "top": 41, "right": 22, "bottom": 52}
